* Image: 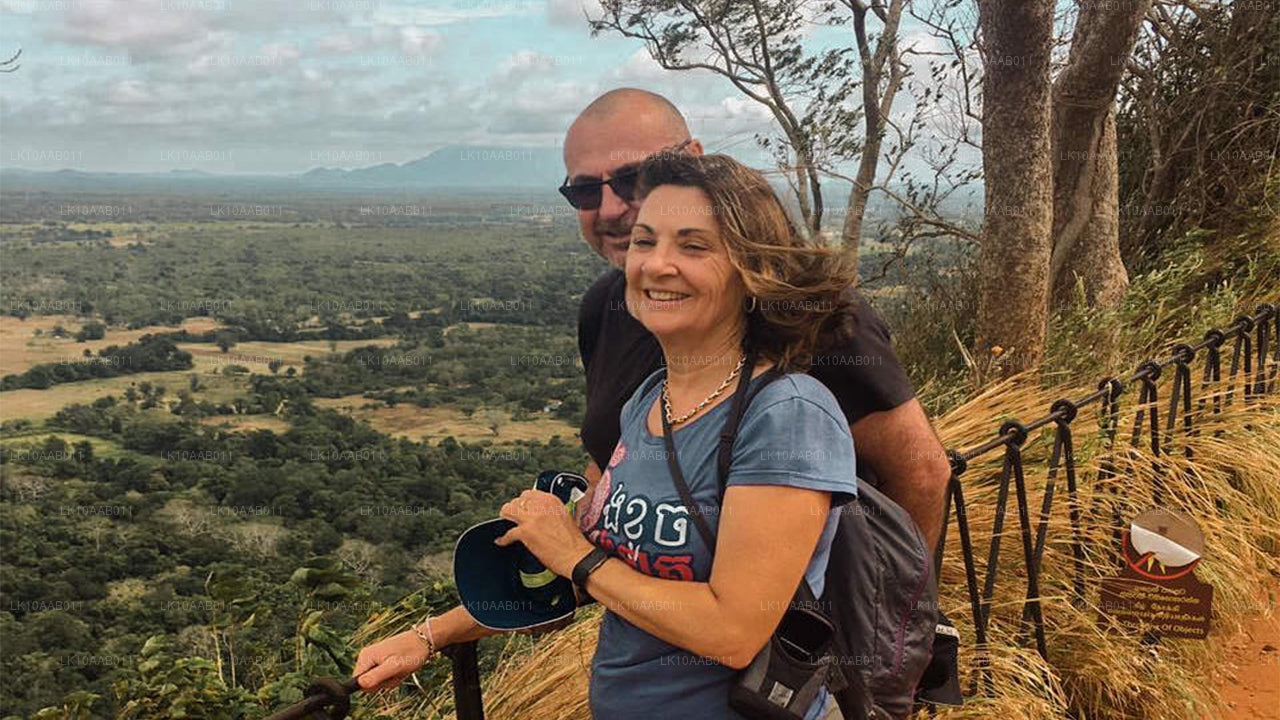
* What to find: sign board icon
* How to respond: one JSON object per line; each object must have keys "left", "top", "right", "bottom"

{"left": 1099, "top": 507, "right": 1214, "bottom": 640}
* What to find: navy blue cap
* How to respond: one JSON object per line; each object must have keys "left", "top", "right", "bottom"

{"left": 452, "top": 471, "right": 588, "bottom": 631}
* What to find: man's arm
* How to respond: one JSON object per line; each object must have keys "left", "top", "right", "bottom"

{"left": 848, "top": 399, "right": 951, "bottom": 554}
{"left": 573, "top": 459, "right": 603, "bottom": 529}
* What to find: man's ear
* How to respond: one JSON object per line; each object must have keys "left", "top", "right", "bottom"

{"left": 688, "top": 138, "right": 705, "bottom": 157}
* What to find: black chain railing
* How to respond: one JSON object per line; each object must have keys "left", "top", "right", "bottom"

{"left": 935, "top": 300, "right": 1278, "bottom": 699}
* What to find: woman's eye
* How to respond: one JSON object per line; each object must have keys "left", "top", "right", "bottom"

{"left": 631, "top": 236, "right": 654, "bottom": 246}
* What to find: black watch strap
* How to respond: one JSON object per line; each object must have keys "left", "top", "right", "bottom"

{"left": 572, "top": 546, "right": 610, "bottom": 591}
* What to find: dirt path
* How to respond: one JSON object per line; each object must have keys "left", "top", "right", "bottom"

{"left": 1217, "top": 594, "right": 1280, "bottom": 719}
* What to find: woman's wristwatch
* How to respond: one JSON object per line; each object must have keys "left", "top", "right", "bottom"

{"left": 571, "top": 546, "right": 610, "bottom": 597}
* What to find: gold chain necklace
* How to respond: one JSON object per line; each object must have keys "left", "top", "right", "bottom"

{"left": 662, "top": 355, "right": 746, "bottom": 426}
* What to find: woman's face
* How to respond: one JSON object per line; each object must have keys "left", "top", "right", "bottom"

{"left": 625, "top": 184, "right": 745, "bottom": 344}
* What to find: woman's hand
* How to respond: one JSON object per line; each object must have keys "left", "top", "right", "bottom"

{"left": 353, "top": 627, "right": 434, "bottom": 692}
{"left": 494, "top": 489, "right": 595, "bottom": 578}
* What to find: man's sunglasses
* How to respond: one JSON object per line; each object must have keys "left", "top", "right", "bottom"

{"left": 558, "top": 165, "right": 642, "bottom": 211}
{"left": 558, "top": 139, "right": 692, "bottom": 211}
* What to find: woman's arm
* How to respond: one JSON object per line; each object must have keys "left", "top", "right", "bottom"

{"left": 501, "top": 483, "right": 830, "bottom": 670}
{"left": 354, "top": 604, "right": 502, "bottom": 691}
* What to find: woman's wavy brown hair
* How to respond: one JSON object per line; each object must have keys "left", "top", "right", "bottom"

{"left": 634, "top": 152, "right": 860, "bottom": 372}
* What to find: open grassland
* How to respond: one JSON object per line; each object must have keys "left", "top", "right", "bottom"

{"left": 176, "top": 337, "right": 400, "bottom": 374}
{"left": 0, "top": 432, "right": 125, "bottom": 459}
{"left": 0, "top": 370, "right": 246, "bottom": 422}
{"left": 313, "top": 394, "right": 578, "bottom": 444}
{"left": 197, "top": 414, "right": 293, "bottom": 434}
{"left": 0, "top": 314, "right": 225, "bottom": 376}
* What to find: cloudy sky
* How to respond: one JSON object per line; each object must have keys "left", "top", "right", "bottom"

{"left": 0, "top": 0, "right": 834, "bottom": 173}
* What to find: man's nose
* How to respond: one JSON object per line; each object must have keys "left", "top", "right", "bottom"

{"left": 598, "top": 182, "right": 633, "bottom": 220}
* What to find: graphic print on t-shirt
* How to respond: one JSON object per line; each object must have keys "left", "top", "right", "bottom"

{"left": 584, "top": 440, "right": 697, "bottom": 582}
{"left": 580, "top": 441, "right": 624, "bottom": 532}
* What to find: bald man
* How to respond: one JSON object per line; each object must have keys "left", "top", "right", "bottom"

{"left": 355, "top": 90, "right": 952, "bottom": 707}
{"left": 560, "top": 89, "right": 701, "bottom": 268}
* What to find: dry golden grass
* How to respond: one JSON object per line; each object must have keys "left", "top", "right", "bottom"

{"left": 0, "top": 365, "right": 252, "bottom": 423}
{"left": 311, "top": 397, "right": 578, "bottom": 445}
{"left": 197, "top": 415, "right": 293, "bottom": 434}
{"left": 0, "top": 314, "right": 226, "bottom": 375}
{"left": 355, "top": 366, "right": 1279, "bottom": 720}
{"left": 0, "top": 370, "right": 245, "bottom": 422}
{"left": 177, "top": 337, "right": 399, "bottom": 375}
{"left": 922, "top": 375, "right": 1280, "bottom": 720}
{"left": 443, "top": 322, "right": 500, "bottom": 336}
{"left": 0, "top": 431, "right": 123, "bottom": 457}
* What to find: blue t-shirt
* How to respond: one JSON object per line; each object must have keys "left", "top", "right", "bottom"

{"left": 580, "top": 369, "right": 858, "bottom": 720}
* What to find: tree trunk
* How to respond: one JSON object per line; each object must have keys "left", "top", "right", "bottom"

{"left": 1050, "top": 108, "right": 1129, "bottom": 307}
{"left": 842, "top": 112, "right": 879, "bottom": 276}
{"left": 1049, "top": 0, "right": 1150, "bottom": 308}
{"left": 975, "top": 0, "right": 1056, "bottom": 376}
{"left": 841, "top": 0, "right": 904, "bottom": 284}
{"left": 791, "top": 148, "right": 814, "bottom": 239}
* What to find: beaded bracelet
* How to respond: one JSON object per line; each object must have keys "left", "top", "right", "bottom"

{"left": 412, "top": 617, "right": 436, "bottom": 655}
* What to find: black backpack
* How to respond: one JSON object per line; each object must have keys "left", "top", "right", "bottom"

{"left": 656, "top": 359, "right": 939, "bottom": 720}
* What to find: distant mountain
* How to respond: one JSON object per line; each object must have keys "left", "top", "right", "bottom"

{"left": 299, "top": 145, "right": 564, "bottom": 189}
{"left": 0, "top": 145, "right": 565, "bottom": 193}
{"left": 0, "top": 147, "right": 983, "bottom": 214}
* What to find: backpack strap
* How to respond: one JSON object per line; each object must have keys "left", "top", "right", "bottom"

{"left": 662, "top": 355, "right": 852, "bottom": 707}
{"left": 660, "top": 349, "right": 784, "bottom": 554}
{"left": 716, "top": 363, "right": 786, "bottom": 496}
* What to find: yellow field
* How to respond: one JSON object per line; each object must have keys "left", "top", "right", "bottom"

{"left": 0, "top": 432, "right": 123, "bottom": 457}
{"left": 0, "top": 324, "right": 399, "bottom": 423}
{"left": 177, "top": 337, "right": 400, "bottom": 375}
{"left": 443, "top": 321, "right": 498, "bottom": 335}
{"left": 0, "top": 371, "right": 248, "bottom": 422}
{"left": 0, "top": 315, "right": 228, "bottom": 376}
{"left": 0, "top": 314, "right": 569, "bottom": 448}
{"left": 313, "top": 394, "right": 578, "bottom": 444}
{"left": 198, "top": 415, "right": 293, "bottom": 434}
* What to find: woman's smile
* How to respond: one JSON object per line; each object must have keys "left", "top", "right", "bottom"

{"left": 644, "top": 288, "right": 692, "bottom": 307}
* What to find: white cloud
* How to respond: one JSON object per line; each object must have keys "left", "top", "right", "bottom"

{"left": 0, "top": 0, "right": 791, "bottom": 172}
{"left": 49, "top": 0, "right": 226, "bottom": 59}
{"left": 494, "top": 50, "right": 560, "bottom": 84}
{"left": 313, "top": 31, "right": 371, "bottom": 56}
{"left": 718, "top": 96, "right": 772, "bottom": 121}
{"left": 611, "top": 48, "right": 668, "bottom": 81}
{"left": 546, "top": 0, "right": 599, "bottom": 28}
{"left": 105, "top": 79, "right": 154, "bottom": 105}
{"left": 398, "top": 27, "right": 442, "bottom": 56}
{"left": 366, "top": 1, "right": 535, "bottom": 28}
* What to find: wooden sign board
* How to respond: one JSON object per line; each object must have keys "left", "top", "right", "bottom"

{"left": 1098, "top": 508, "right": 1214, "bottom": 640}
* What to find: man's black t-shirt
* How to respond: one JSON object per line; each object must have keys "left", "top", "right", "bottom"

{"left": 577, "top": 269, "right": 915, "bottom": 486}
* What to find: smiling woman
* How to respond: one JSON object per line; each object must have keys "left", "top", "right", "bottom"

{"left": 627, "top": 152, "right": 860, "bottom": 375}
{"left": 552, "top": 152, "right": 868, "bottom": 720}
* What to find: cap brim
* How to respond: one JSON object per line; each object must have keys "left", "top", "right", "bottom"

{"left": 453, "top": 518, "right": 577, "bottom": 631}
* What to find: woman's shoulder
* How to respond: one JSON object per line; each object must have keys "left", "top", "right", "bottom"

{"left": 731, "top": 369, "right": 858, "bottom": 494}
{"left": 620, "top": 367, "right": 667, "bottom": 423}
{"left": 747, "top": 370, "right": 847, "bottom": 427}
